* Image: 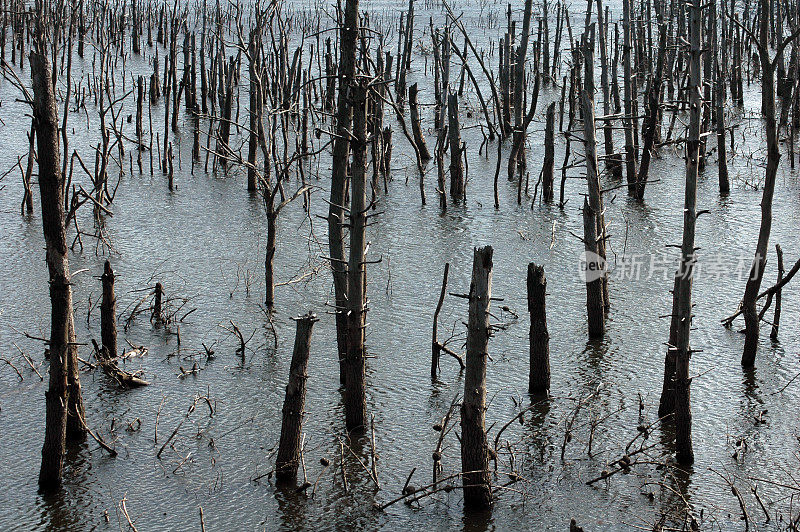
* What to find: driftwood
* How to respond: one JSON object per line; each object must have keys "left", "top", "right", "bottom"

{"left": 92, "top": 339, "right": 149, "bottom": 388}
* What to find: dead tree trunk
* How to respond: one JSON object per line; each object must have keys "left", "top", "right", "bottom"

{"left": 672, "top": 0, "right": 703, "bottom": 465}
{"left": 275, "top": 313, "right": 317, "bottom": 484}
{"left": 581, "top": 25, "right": 607, "bottom": 337}
{"left": 741, "top": 0, "right": 784, "bottom": 367}
{"left": 101, "top": 261, "right": 118, "bottom": 358}
{"left": 635, "top": 23, "right": 667, "bottom": 199}
{"left": 460, "top": 246, "right": 493, "bottom": 510}
{"left": 527, "top": 263, "right": 550, "bottom": 396}
{"left": 32, "top": 41, "right": 82, "bottom": 493}
{"left": 344, "top": 81, "right": 368, "bottom": 433}
{"left": 622, "top": 0, "right": 638, "bottom": 193}
{"left": 542, "top": 101, "right": 556, "bottom": 202}
{"left": 596, "top": 0, "right": 621, "bottom": 178}
{"left": 508, "top": 0, "right": 534, "bottom": 179}
{"left": 448, "top": 93, "right": 465, "bottom": 201}
{"left": 770, "top": 244, "right": 784, "bottom": 340}
{"left": 329, "top": 0, "right": 360, "bottom": 385}
{"left": 432, "top": 262, "right": 450, "bottom": 379}
{"left": 409, "top": 83, "right": 431, "bottom": 160}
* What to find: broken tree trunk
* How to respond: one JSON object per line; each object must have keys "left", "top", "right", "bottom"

{"left": 448, "top": 92, "right": 465, "bottom": 201}
{"left": 409, "top": 83, "right": 431, "bottom": 160}
{"left": 527, "top": 263, "right": 550, "bottom": 396}
{"left": 461, "top": 246, "right": 493, "bottom": 511}
{"left": 101, "top": 261, "right": 118, "bottom": 358}
{"left": 542, "top": 101, "right": 556, "bottom": 202}
{"left": 275, "top": 313, "right": 317, "bottom": 484}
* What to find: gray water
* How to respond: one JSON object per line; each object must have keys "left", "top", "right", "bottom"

{"left": 1, "top": 0, "right": 800, "bottom": 530}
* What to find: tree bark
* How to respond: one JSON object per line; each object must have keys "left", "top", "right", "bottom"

{"left": 461, "top": 246, "right": 493, "bottom": 510}
{"left": 275, "top": 313, "right": 317, "bottom": 484}
{"left": 527, "top": 263, "right": 550, "bottom": 396}
{"left": 742, "top": 0, "right": 781, "bottom": 367}
{"left": 32, "top": 45, "right": 80, "bottom": 492}
{"left": 101, "top": 261, "right": 118, "bottom": 358}
{"left": 329, "top": 0, "right": 360, "bottom": 384}
{"left": 344, "top": 82, "right": 368, "bottom": 432}
{"left": 673, "top": 0, "right": 703, "bottom": 465}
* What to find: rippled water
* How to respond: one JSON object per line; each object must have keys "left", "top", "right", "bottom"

{"left": 1, "top": 0, "right": 800, "bottom": 530}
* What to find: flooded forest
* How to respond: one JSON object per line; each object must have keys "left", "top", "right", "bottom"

{"left": 3, "top": 0, "right": 800, "bottom": 529}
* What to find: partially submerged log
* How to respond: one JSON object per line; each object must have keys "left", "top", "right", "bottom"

{"left": 92, "top": 339, "right": 149, "bottom": 388}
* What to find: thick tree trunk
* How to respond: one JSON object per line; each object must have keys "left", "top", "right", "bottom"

{"left": 527, "top": 264, "right": 550, "bottom": 396}
{"left": 32, "top": 46, "right": 80, "bottom": 493}
{"left": 461, "top": 246, "right": 493, "bottom": 510}
{"left": 265, "top": 211, "right": 277, "bottom": 310}
{"left": 329, "top": 0, "right": 360, "bottom": 385}
{"left": 275, "top": 313, "right": 317, "bottom": 484}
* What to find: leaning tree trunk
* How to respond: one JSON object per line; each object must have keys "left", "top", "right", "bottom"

{"left": 329, "top": 0, "right": 360, "bottom": 384}
{"left": 32, "top": 44, "right": 82, "bottom": 493}
{"left": 742, "top": 0, "right": 781, "bottom": 368}
{"left": 672, "top": 0, "right": 703, "bottom": 465}
{"left": 344, "top": 82, "right": 368, "bottom": 432}
{"left": 275, "top": 313, "right": 317, "bottom": 484}
{"left": 461, "top": 246, "right": 493, "bottom": 510}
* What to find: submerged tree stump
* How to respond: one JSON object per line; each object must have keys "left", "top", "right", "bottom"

{"left": 527, "top": 264, "right": 550, "bottom": 396}
{"left": 276, "top": 313, "right": 317, "bottom": 484}
{"left": 101, "top": 261, "right": 118, "bottom": 358}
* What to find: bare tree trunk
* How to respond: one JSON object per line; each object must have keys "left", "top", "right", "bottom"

{"left": 581, "top": 25, "right": 608, "bottom": 337}
{"left": 527, "top": 263, "right": 550, "bottom": 396}
{"left": 448, "top": 93, "right": 465, "bottom": 201}
{"left": 275, "top": 313, "right": 317, "bottom": 484}
{"left": 344, "top": 82, "right": 368, "bottom": 432}
{"left": 672, "top": 0, "right": 703, "bottom": 465}
{"left": 32, "top": 41, "right": 80, "bottom": 493}
{"left": 508, "top": 0, "right": 534, "bottom": 179}
{"left": 101, "top": 261, "right": 118, "bottom": 358}
{"left": 742, "top": 0, "right": 782, "bottom": 367}
{"left": 635, "top": 23, "right": 667, "bottom": 199}
{"left": 622, "top": 0, "right": 638, "bottom": 193}
{"left": 542, "top": 102, "right": 556, "bottom": 202}
{"left": 461, "top": 246, "right": 493, "bottom": 510}
{"left": 409, "top": 83, "right": 431, "bottom": 160}
{"left": 329, "top": 0, "right": 360, "bottom": 385}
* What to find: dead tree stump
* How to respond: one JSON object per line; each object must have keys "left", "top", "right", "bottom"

{"left": 461, "top": 246, "right": 493, "bottom": 510}
{"left": 276, "top": 313, "right": 317, "bottom": 484}
{"left": 527, "top": 264, "right": 550, "bottom": 396}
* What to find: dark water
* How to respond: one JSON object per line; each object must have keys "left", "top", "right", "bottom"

{"left": 1, "top": 0, "right": 800, "bottom": 530}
